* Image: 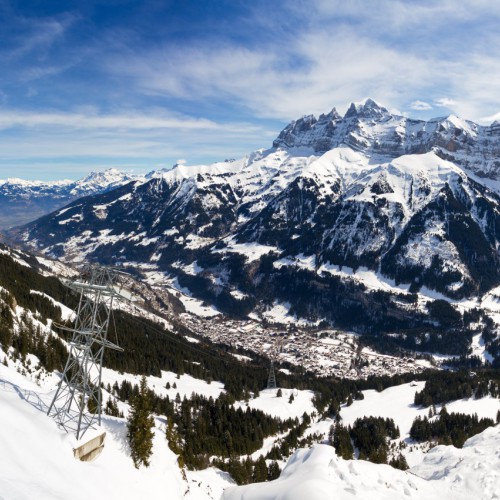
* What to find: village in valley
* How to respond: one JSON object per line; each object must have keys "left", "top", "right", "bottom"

{"left": 180, "top": 314, "right": 431, "bottom": 379}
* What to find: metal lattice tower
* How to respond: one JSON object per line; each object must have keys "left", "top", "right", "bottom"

{"left": 47, "top": 265, "right": 123, "bottom": 440}
{"left": 267, "top": 360, "right": 277, "bottom": 389}
{"left": 267, "top": 335, "right": 286, "bottom": 389}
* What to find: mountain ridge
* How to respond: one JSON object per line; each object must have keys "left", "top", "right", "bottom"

{"left": 274, "top": 99, "right": 500, "bottom": 181}
{"left": 7, "top": 100, "right": 500, "bottom": 361}
{"left": 0, "top": 168, "right": 139, "bottom": 229}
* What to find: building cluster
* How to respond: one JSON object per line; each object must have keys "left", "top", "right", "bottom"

{"left": 180, "top": 315, "right": 430, "bottom": 379}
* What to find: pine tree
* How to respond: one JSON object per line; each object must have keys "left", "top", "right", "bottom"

{"left": 127, "top": 376, "right": 155, "bottom": 468}
{"left": 252, "top": 455, "right": 268, "bottom": 482}
{"left": 330, "top": 422, "right": 354, "bottom": 459}
{"left": 166, "top": 420, "right": 184, "bottom": 468}
{"left": 268, "top": 460, "right": 280, "bottom": 480}
{"left": 87, "top": 386, "right": 102, "bottom": 415}
{"left": 389, "top": 453, "right": 409, "bottom": 470}
{"left": 105, "top": 397, "right": 121, "bottom": 417}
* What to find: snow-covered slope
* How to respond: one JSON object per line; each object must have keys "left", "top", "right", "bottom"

{"left": 0, "top": 168, "right": 138, "bottom": 229}
{"left": 221, "top": 427, "right": 500, "bottom": 500}
{"left": 234, "top": 387, "right": 315, "bottom": 420}
{"left": 412, "top": 425, "right": 500, "bottom": 499}
{"left": 339, "top": 381, "right": 500, "bottom": 467}
{"left": 0, "top": 355, "right": 233, "bottom": 500}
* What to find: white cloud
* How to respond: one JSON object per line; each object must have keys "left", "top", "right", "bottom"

{"left": 0, "top": 108, "right": 277, "bottom": 178}
{"left": 0, "top": 110, "right": 218, "bottom": 131}
{"left": 434, "top": 97, "right": 457, "bottom": 107}
{"left": 0, "top": 109, "right": 268, "bottom": 136}
{"left": 479, "top": 111, "right": 500, "bottom": 124}
{"left": 109, "top": 29, "right": 434, "bottom": 121}
{"left": 410, "top": 100, "right": 433, "bottom": 111}
{"left": 103, "top": 3, "right": 500, "bottom": 123}
{"left": 308, "top": 0, "right": 500, "bottom": 31}
{"left": 2, "top": 17, "right": 70, "bottom": 61}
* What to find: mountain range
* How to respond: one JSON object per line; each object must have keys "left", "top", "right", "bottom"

{"left": 7, "top": 99, "right": 500, "bottom": 360}
{"left": 0, "top": 168, "right": 138, "bottom": 229}
{"left": 1, "top": 99, "right": 500, "bottom": 499}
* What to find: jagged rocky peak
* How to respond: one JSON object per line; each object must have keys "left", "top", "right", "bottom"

{"left": 343, "top": 98, "right": 390, "bottom": 119}
{"left": 318, "top": 107, "right": 342, "bottom": 122}
{"left": 273, "top": 107, "right": 342, "bottom": 152}
{"left": 273, "top": 98, "right": 396, "bottom": 152}
{"left": 273, "top": 100, "right": 500, "bottom": 179}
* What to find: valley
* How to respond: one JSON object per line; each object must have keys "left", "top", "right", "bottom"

{"left": 179, "top": 312, "right": 432, "bottom": 379}
{"left": 1, "top": 100, "right": 500, "bottom": 500}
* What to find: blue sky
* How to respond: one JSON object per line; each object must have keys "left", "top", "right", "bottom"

{"left": 0, "top": 0, "right": 499, "bottom": 180}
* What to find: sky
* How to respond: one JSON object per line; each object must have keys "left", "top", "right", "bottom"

{"left": 0, "top": 0, "right": 499, "bottom": 180}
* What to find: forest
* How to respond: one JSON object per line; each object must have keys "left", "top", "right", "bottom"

{"left": 410, "top": 409, "right": 497, "bottom": 447}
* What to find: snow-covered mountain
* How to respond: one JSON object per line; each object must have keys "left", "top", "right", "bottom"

{"left": 0, "top": 168, "right": 138, "bottom": 229}
{"left": 9, "top": 100, "right": 500, "bottom": 359}
{"left": 274, "top": 98, "right": 500, "bottom": 180}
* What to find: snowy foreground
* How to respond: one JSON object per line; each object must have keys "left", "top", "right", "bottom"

{"left": 223, "top": 428, "right": 500, "bottom": 500}
{"left": 0, "top": 361, "right": 233, "bottom": 500}
{"left": 1, "top": 356, "right": 499, "bottom": 500}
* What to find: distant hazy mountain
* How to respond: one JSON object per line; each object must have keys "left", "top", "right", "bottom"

{"left": 0, "top": 168, "right": 138, "bottom": 229}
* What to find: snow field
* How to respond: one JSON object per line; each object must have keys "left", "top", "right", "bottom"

{"left": 340, "top": 381, "right": 500, "bottom": 438}
{"left": 340, "top": 381, "right": 500, "bottom": 467}
{"left": 222, "top": 443, "right": 461, "bottom": 500}
{"left": 100, "top": 367, "right": 225, "bottom": 413}
{"left": 0, "top": 351, "right": 233, "bottom": 500}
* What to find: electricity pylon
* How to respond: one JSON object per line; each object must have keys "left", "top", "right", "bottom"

{"left": 267, "top": 360, "right": 277, "bottom": 389}
{"left": 267, "top": 334, "right": 286, "bottom": 389}
{"left": 47, "top": 265, "right": 123, "bottom": 440}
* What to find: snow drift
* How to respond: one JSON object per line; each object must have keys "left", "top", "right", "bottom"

{"left": 222, "top": 427, "right": 500, "bottom": 500}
